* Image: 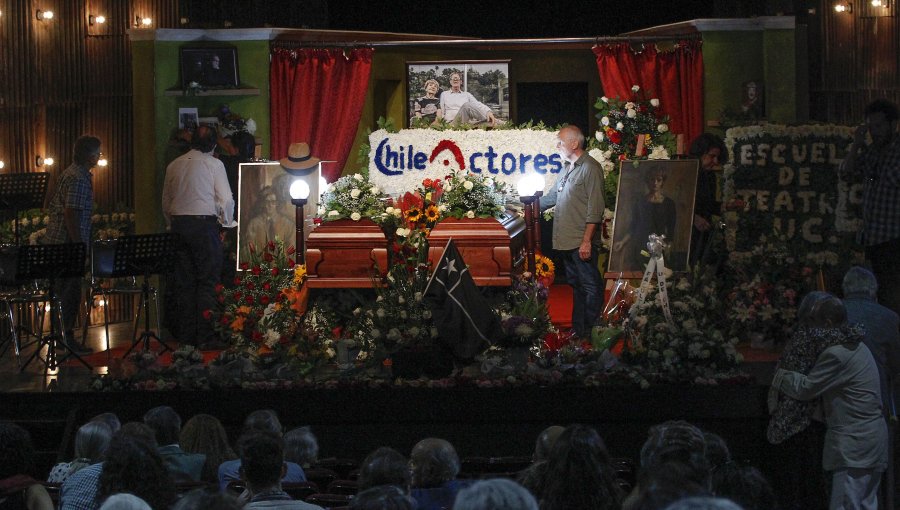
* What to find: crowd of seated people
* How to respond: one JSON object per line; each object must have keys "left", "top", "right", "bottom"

{"left": 0, "top": 404, "right": 789, "bottom": 510}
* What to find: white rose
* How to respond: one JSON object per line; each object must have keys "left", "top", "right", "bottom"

{"left": 353, "top": 173, "right": 363, "bottom": 181}
{"left": 395, "top": 227, "right": 407, "bottom": 237}
{"left": 350, "top": 189, "right": 361, "bottom": 199}
{"left": 350, "top": 212, "right": 361, "bottom": 221}
{"left": 444, "top": 184, "right": 452, "bottom": 192}
{"left": 601, "top": 116, "right": 610, "bottom": 126}
{"left": 385, "top": 206, "right": 395, "bottom": 214}
{"left": 616, "top": 122, "right": 624, "bottom": 130}
{"left": 463, "top": 180, "right": 474, "bottom": 191}
{"left": 601, "top": 96, "right": 609, "bottom": 103}
{"left": 328, "top": 210, "right": 339, "bottom": 217}
{"left": 439, "top": 204, "right": 448, "bottom": 212}
{"left": 631, "top": 85, "right": 640, "bottom": 93}
{"left": 466, "top": 210, "right": 475, "bottom": 218}
{"left": 244, "top": 118, "right": 257, "bottom": 135}
{"left": 595, "top": 131, "right": 605, "bottom": 142}
{"left": 650, "top": 98, "right": 660, "bottom": 107}
{"left": 370, "top": 186, "right": 380, "bottom": 194}
{"left": 657, "top": 123, "right": 669, "bottom": 133}
{"left": 625, "top": 102, "right": 635, "bottom": 110}
{"left": 626, "top": 109, "right": 637, "bottom": 118}
{"left": 393, "top": 209, "right": 402, "bottom": 218}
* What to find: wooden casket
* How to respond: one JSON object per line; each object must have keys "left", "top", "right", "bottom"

{"left": 426, "top": 212, "right": 526, "bottom": 286}
{"left": 305, "top": 219, "right": 389, "bottom": 288}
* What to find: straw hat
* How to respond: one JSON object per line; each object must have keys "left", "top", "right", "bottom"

{"left": 280, "top": 142, "right": 321, "bottom": 174}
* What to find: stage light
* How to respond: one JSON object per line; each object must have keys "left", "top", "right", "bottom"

{"left": 135, "top": 16, "right": 152, "bottom": 27}
{"left": 834, "top": 1, "right": 852, "bottom": 12}
{"left": 0, "top": 161, "right": 5, "bottom": 170}
{"left": 89, "top": 14, "right": 106, "bottom": 26}
{"left": 36, "top": 9, "right": 54, "bottom": 21}
{"left": 98, "top": 154, "right": 108, "bottom": 167}
{"left": 35, "top": 155, "right": 54, "bottom": 168}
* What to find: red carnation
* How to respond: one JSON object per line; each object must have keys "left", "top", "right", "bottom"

{"left": 233, "top": 292, "right": 243, "bottom": 301}
{"left": 271, "top": 267, "right": 279, "bottom": 276}
{"left": 261, "top": 295, "right": 270, "bottom": 305}
{"left": 423, "top": 178, "right": 433, "bottom": 188}
{"left": 252, "top": 331, "right": 263, "bottom": 342}
{"left": 202, "top": 309, "right": 213, "bottom": 320}
{"left": 240, "top": 262, "right": 249, "bottom": 271}
{"left": 267, "top": 240, "right": 276, "bottom": 251}
{"left": 251, "top": 266, "right": 261, "bottom": 276}
{"left": 215, "top": 283, "right": 224, "bottom": 293}
{"left": 288, "top": 259, "right": 296, "bottom": 268}
{"left": 245, "top": 295, "right": 255, "bottom": 305}
{"left": 220, "top": 316, "right": 230, "bottom": 325}
{"left": 263, "top": 282, "right": 271, "bottom": 291}
{"left": 286, "top": 246, "right": 296, "bottom": 255}
{"left": 246, "top": 282, "right": 255, "bottom": 291}
{"left": 264, "top": 252, "right": 274, "bottom": 262}
{"left": 609, "top": 131, "right": 622, "bottom": 144}
{"left": 234, "top": 277, "right": 242, "bottom": 286}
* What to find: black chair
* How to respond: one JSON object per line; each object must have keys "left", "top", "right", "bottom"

{"left": 282, "top": 481, "right": 320, "bottom": 501}
{"left": 304, "top": 467, "right": 338, "bottom": 490}
{"left": 326, "top": 479, "right": 358, "bottom": 495}
{"left": 305, "top": 493, "right": 353, "bottom": 509}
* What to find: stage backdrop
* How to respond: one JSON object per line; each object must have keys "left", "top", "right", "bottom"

{"left": 722, "top": 124, "right": 860, "bottom": 270}
{"left": 368, "top": 128, "right": 561, "bottom": 195}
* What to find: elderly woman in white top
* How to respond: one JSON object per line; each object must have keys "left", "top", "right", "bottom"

{"left": 771, "top": 292, "right": 888, "bottom": 510}
{"left": 47, "top": 421, "right": 112, "bottom": 484}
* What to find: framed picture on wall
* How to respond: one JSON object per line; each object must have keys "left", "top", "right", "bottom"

{"left": 608, "top": 160, "right": 699, "bottom": 275}
{"left": 236, "top": 162, "right": 321, "bottom": 269}
{"left": 406, "top": 60, "right": 510, "bottom": 127}
{"left": 180, "top": 47, "right": 240, "bottom": 89}
{"left": 177, "top": 107, "right": 199, "bottom": 131}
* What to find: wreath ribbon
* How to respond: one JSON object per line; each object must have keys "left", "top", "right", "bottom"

{"left": 632, "top": 234, "right": 673, "bottom": 325}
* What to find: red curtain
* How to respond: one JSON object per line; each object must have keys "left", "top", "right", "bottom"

{"left": 270, "top": 47, "right": 374, "bottom": 182}
{"left": 593, "top": 40, "right": 704, "bottom": 148}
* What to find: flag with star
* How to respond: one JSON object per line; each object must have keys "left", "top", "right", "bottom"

{"left": 423, "top": 239, "right": 501, "bottom": 359}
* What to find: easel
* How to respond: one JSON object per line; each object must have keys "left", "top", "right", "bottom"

{"left": 18, "top": 243, "right": 92, "bottom": 373}
{"left": 0, "top": 173, "right": 50, "bottom": 245}
{"left": 115, "top": 233, "right": 176, "bottom": 356}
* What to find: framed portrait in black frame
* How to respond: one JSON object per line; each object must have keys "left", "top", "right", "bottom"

{"left": 180, "top": 47, "right": 240, "bottom": 89}
{"left": 405, "top": 60, "right": 510, "bottom": 127}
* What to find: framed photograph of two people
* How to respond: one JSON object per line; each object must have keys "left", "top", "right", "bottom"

{"left": 406, "top": 60, "right": 510, "bottom": 127}
{"left": 608, "top": 160, "right": 699, "bottom": 275}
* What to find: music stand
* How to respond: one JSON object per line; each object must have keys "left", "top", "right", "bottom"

{"left": 113, "top": 233, "right": 177, "bottom": 356}
{"left": 18, "top": 243, "right": 92, "bottom": 373}
{"left": 0, "top": 173, "right": 50, "bottom": 245}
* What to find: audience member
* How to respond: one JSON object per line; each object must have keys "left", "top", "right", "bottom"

{"left": 625, "top": 461, "right": 710, "bottom": 510}
{"left": 702, "top": 432, "right": 731, "bottom": 473}
{"left": 238, "top": 432, "right": 323, "bottom": 510}
{"left": 96, "top": 494, "right": 151, "bottom": 510}
{"left": 452, "top": 479, "right": 538, "bottom": 510}
{"left": 61, "top": 423, "right": 158, "bottom": 510}
{"left": 0, "top": 421, "right": 54, "bottom": 510}
{"left": 409, "top": 438, "right": 471, "bottom": 510}
{"left": 357, "top": 447, "right": 411, "bottom": 492}
{"left": 662, "top": 496, "right": 743, "bottom": 510}
{"left": 283, "top": 427, "right": 319, "bottom": 469}
{"left": 218, "top": 410, "right": 307, "bottom": 491}
{"left": 97, "top": 434, "right": 175, "bottom": 510}
{"left": 533, "top": 424, "right": 621, "bottom": 510}
{"left": 771, "top": 292, "right": 887, "bottom": 509}
{"left": 350, "top": 485, "right": 415, "bottom": 510}
{"left": 89, "top": 413, "right": 121, "bottom": 434}
{"left": 709, "top": 463, "right": 777, "bottom": 510}
{"left": 48, "top": 421, "right": 112, "bottom": 484}
{"left": 180, "top": 414, "right": 237, "bottom": 485}
{"left": 142, "top": 406, "right": 205, "bottom": 482}
{"left": 171, "top": 488, "right": 242, "bottom": 510}
{"left": 516, "top": 425, "right": 565, "bottom": 495}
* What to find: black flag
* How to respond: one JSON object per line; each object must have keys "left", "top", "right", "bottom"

{"left": 423, "top": 239, "right": 500, "bottom": 359}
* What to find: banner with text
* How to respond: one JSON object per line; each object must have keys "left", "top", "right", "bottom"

{"left": 368, "top": 128, "right": 561, "bottom": 195}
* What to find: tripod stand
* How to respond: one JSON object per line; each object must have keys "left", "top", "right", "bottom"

{"left": 114, "top": 234, "right": 176, "bottom": 357}
{"left": 18, "top": 243, "right": 92, "bottom": 373}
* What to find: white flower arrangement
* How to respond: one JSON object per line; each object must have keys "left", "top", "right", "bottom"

{"left": 318, "top": 173, "right": 390, "bottom": 223}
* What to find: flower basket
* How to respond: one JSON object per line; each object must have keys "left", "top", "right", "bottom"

{"left": 305, "top": 218, "right": 389, "bottom": 288}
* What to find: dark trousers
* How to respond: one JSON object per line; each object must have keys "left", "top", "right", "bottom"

{"left": 168, "top": 216, "right": 222, "bottom": 345}
{"left": 866, "top": 237, "right": 900, "bottom": 317}
{"left": 57, "top": 276, "right": 82, "bottom": 335}
{"left": 563, "top": 246, "right": 602, "bottom": 337}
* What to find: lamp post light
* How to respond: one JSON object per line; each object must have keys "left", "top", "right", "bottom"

{"left": 516, "top": 173, "right": 545, "bottom": 275}
{"left": 289, "top": 179, "right": 311, "bottom": 265}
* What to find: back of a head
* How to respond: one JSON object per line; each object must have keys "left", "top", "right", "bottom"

{"left": 98, "top": 493, "right": 152, "bottom": 510}
{"left": 688, "top": 133, "right": 726, "bottom": 159}
{"left": 842, "top": 266, "right": 878, "bottom": 299}
{"left": 351, "top": 485, "right": 416, "bottom": 510}
{"left": 410, "top": 438, "right": 460, "bottom": 488}
{"left": 631, "top": 461, "right": 710, "bottom": 510}
{"left": 91, "top": 413, "right": 122, "bottom": 434}
{"left": 663, "top": 497, "right": 744, "bottom": 510}
{"left": 639, "top": 421, "right": 709, "bottom": 485}
{"left": 117, "top": 422, "right": 158, "bottom": 449}
{"left": 242, "top": 409, "right": 283, "bottom": 437}
{"left": 539, "top": 424, "right": 620, "bottom": 510}
{"left": 180, "top": 414, "right": 234, "bottom": 457}
{"left": 358, "top": 447, "right": 411, "bottom": 491}
{"left": 533, "top": 425, "right": 565, "bottom": 462}
{"left": 710, "top": 463, "right": 776, "bottom": 510}
{"left": 143, "top": 406, "right": 182, "bottom": 446}
{"left": 171, "top": 488, "right": 243, "bottom": 510}
{"left": 702, "top": 432, "right": 731, "bottom": 471}
{"left": 452, "top": 479, "right": 538, "bottom": 510}
{"left": 0, "top": 421, "right": 35, "bottom": 478}
{"left": 238, "top": 431, "right": 285, "bottom": 490}
{"left": 192, "top": 125, "right": 218, "bottom": 153}
{"left": 864, "top": 98, "right": 900, "bottom": 122}
{"left": 797, "top": 292, "right": 847, "bottom": 328}
{"left": 283, "top": 426, "right": 319, "bottom": 467}
{"left": 98, "top": 433, "right": 174, "bottom": 510}
{"left": 229, "top": 131, "right": 257, "bottom": 161}
{"left": 73, "top": 135, "right": 102, "bottom": 165}
{"left": 75, "top": 421, "right": 113, "bottom": 462}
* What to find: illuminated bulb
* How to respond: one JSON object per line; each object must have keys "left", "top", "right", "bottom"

{"left": 98, "top": 157, "right": 108, "bottom": 167}
{"left": 95, "top": 15, "right": 106, "bottom": 24}
{"left": 290, "top": 179, "right": 310, "bottom": 200}
{"left": 140, "top": 17, "right": 152, "bottom": 26}
{"left": 43, "top": 157, "right": 54, "bottom": 166}
{"left": 38, "top": 10, "right": 54, "bottom": 20}
{"left": 45, "top": 303, "right": 51, "bottom": 312}
{"left": 97, "top": 299, "right": 106, "bottom": 307}
{"left": 0, "top": 161, "right": 5, "bottom": 169}
{"left": 834, "top": 1, "right": 852, "bottom": 11}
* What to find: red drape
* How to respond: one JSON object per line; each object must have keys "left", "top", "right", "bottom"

{"left": 593, "top": 40, "right": 704, "bottom": 147}
{"left": 270, "top": 47, "right": 374, "bottom": 183}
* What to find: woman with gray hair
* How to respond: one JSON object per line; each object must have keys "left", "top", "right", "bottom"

{"left": 771, "top": 291, "right": 887, "bottom": 509}
{"left": 48, "top": 421, "right": 113, "bottom": 483}
{"left": 452, "top": 479, "right": 538, "bottom": 510}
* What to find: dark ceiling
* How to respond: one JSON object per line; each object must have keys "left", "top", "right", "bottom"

{"left": 179, "top": 0, "right": 790, "bottom": 38}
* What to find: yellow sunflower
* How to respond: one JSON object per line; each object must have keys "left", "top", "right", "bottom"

{"left": 535, "top": 254, "right": 555, "bottom": 278}
{"left": 424, "top": 204, "right": 441, "bottom": 223}
{"left": 406, "top": 207, "right": 422, "bottom": 223}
